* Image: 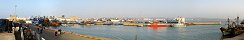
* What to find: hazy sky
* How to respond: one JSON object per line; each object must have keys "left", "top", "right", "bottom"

{"left": 0, "top": 0, "right": 244, "bottom": 18}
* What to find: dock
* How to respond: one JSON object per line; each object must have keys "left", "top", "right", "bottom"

{"left": 0, "top": 32, "right": 15, "bottom": 40}
{"left": 123, "top": 22, "right": 140, "bottom": 26}
{"left": 29, "top": 25, "right": 112, "bottom": 40}
{"left": 187, "top": 21, "right": 222, "bottom": 25}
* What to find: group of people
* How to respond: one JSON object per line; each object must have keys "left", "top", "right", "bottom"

{"left": 32, "top": 17, "right": 62, "bottom": 36}
{"left": 55, "top": 29, "right": 62, "bottom": 36}
{"left": 23, "top": 26, "right": 36, "bottom": 40}
{"left": 0, "top": 17, "right": 63, "bottom": 40}
{"left": 21, "top": 23, "right": 51, "bottom": 40}
{"left": 23, "top": 23, "right": 45, "bottom": 40}
{"left": 36, "top": 24, "right": 44, "bottom": 34}
{"left": 35, "top": 23, "right": 62, "bottom": 36}
{"left": 4, "top": 21, "right": 22, "bottom": 33}
{"left": 0, "top": 19, "right": 37, "bottom": 40}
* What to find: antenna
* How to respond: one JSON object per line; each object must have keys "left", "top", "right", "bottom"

{"left": 12, "top": 0, "right": 18, "bottom": 17}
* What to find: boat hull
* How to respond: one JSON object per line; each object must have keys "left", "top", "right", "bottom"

{"left": 173, "top": 24, "right": 186, "bottom": 27}
{"left": 146, "top": 24, "right": 170, "bottom": 27}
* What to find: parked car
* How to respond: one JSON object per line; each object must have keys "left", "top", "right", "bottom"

{"left": 0, "top": 19, "right": 9, "bottom": 32}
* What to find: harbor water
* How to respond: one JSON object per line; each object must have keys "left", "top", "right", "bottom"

{"left": 49, "top": 24, "right": 223, "bottom": 40}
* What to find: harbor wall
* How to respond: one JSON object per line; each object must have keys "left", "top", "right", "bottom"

{"left": 187, "top": 21, "right": 222, "bottom": 25}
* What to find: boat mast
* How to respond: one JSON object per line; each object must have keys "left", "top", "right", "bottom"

{"left": 227, "top": 18, "right": 230, "bottom": 28}
{"left": 236, "top": 16, "right": 240, "bottom": 25}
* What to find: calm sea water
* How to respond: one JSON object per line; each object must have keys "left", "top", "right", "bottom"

{"left": 49, "top": 24, "right": 224, "bottom": 40}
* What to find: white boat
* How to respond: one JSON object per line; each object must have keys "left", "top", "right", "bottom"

{"left": 173, "top": 17, "right": 186, "bottom": 27}
{"left": 173, "top": 23, "right": 186, "bottom": 27}
{"left": 25, "top": 20, "right": 32, "bottom": 24}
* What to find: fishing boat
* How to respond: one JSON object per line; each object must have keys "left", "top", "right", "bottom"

{"left": 173, "top": 17, "right": 186, "bottom": 27}
{"left": 95, "top": 21, "right": 104, "bottom": 25}
{"left": 137, "top": 24, "right": 144, "bottom": 27}
{"left": 146, "top": 20, "right": 170, "bottom": 27}
{"left": 103, "top": 21, "right": 113, "bottom": 25}
{"left": 50, "top": 20, "right": 61, "bottom": 26}
{"left": 83, "top": 21, "right": 95, "bottom": 25}
{"left": 79, "top": 21, "right": 85, "bottom": 25}
{"left": 110, "top": 19, "right": 122, "bottom": 25}
{"left": 146, "top": 23, "right": 170, "bottom": 27}
{"left": 241, "top": 20, "right": 244, "bottom": 24}
{"left": 220, "top": 16, "right": 244, "bottom": 37}
{"left": 123, "top": 22, "right": 138, "bottom": 26}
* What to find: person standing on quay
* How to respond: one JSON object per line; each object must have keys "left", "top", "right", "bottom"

{"left": 7, "top": 21, "right": 13, "bottom": 33}
{"left": 13, "top": 22, "right": 20, "bottom": 32}
{"left": 36, "top": 24, "right": 39, "bottom": 32}
{"left": 40, "top": 24, "right": 44, "bottom": 34}
{"left": 55, "top": 29, "right": 62, "bottom": 36}
{"left": 35, "top": 24, "right": 43, "bottom": 34}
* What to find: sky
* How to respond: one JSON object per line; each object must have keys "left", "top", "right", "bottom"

{"left": 0, "top": 0, "right": 244, "bottom": 18}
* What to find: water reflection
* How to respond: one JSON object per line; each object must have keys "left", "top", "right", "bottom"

{"left": 149, "top": 26, "right": 159, "bottom": 31}
{"left": 174, "top": 25, "right": 187, "bottom": 27}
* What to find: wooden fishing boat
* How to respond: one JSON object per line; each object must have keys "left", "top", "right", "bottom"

{"left": 220, "top": 17, "right": 244, "bottom": 37}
